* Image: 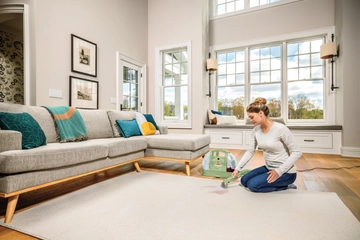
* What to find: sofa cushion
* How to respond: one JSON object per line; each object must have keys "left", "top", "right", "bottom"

{"left": 0, "top": 102, "right": 58, "bottom": 143}
{"left": 0, "top": 112, "right": 47, "bottom": 149}
{"left": 135, "top": 112, "right": 159, "bottom": 136}
{"left": 78, "top": 109, "right": 113, "bottom": 139}
{"left": 116, "top": 119, "right": 141, "bottom": 138}
{"left": 143, "top": 114, "right": 159, "bottom": 130}
{"left": 0, "top": 140, "right": 109, "bottom": 174}
{"left": 107, "top": 110, "right": 136, "bottom": 137}
{"left": 102, "top": 137, "right": 147, "bottom": 157}
{"left": 145, "top": 134, "right": 211, "bottom": 151}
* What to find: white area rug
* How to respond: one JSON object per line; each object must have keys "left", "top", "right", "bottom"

{"left": 1, "top": 171, "right": 360, "bottom": 240}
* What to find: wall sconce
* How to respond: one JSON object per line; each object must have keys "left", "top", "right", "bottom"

{"left": 320, "top": 34, "right": 339, "bottom": 91}
{"left": 206, "top": 53, "right": 218, "bottom": 97}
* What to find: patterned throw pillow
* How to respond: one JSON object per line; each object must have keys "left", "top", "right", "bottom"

{"left": 0, "top": 112, "right": 47, "bottom": 149}
{"left": 143, "top": 113, "right": 159, "bottom": 130}
{"left": 116, "top": 119, "right": 142, "bottom": 138}
{"left": 135, "top": 112, "right": 159, "bottom": 136}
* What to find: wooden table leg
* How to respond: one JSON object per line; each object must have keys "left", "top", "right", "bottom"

{"left": 185, "top": 162, "right": 190, "bottom": 176}
{"left": 133, "top": 161, "right": 141, "bottom": 173}
{"left": 5, "top": 195, "right": 19, "bottom": 223}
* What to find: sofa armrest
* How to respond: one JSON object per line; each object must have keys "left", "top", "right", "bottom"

{"left": 0, "top": 130, "right": 22, "bottom": 152}
{"left": 158, "top": 125, "right": 168, "bottom": 135}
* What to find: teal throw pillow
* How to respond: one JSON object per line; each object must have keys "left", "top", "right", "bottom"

{"left": 116, "top": 119, "right": 141, "bottom": 138}
{"left": 0, "top": 112, "right": 47, "bottom": 149}
{"left": 143, "top": 113, "right": 159, "bottom": 130}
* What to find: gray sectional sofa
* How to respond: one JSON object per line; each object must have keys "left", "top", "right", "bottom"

{"left": 0, "top": 102, "right": 210, "bottom": 223}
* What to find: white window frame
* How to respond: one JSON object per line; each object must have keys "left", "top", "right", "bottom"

{"left": 210, "top": 27, "right": 336, "bottom": 126}
{"left": 210, "top": 0, "right": 302, "bottom": 20}
{"left": 155, "top": 41, "right": 192, "bottom": 129}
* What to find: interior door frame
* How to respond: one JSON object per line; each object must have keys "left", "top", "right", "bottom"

{"left": 116, "top": 52, "right": 147, "bottom": 112}
{"left": 0, "top": 3, "right": 30, "bottom": 105}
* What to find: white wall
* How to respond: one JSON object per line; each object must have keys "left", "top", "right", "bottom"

{"left": 335, "top": 0, "right": 360, "bottom": 156}
{"left": 147, "top": 0, "right": 209, "bottom": 134}
{"left": 34, "top": 0, "right": 148, "bottom": 109}
{"left": 210, "top": 0, "right": 335, "bottom": 46}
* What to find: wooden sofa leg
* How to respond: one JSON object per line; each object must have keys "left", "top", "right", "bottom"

{"left": 185, "top": 162, "right": 190, "bottom": 176}
{"left": 133, "top": 161, "right": 141, "bottom": 173}
{"left": 5, "top": 195, "right": 19, "bottom": 223}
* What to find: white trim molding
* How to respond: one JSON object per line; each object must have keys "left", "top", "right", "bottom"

{"left": 341, "top": 147, "right": 360, "bottom": 158}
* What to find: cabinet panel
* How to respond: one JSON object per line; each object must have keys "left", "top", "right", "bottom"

{"left": 293, "top": 133, "right": 332, "bottom": 149}
{"left": 210, "top": 132, "right": 243, "bottom": 145}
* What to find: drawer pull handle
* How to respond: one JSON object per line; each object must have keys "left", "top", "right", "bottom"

{"left": 304, "top": 139, "right": 314, "bottom": 142}
{"left": 222, "top": 137, "right": 230, "bottom": 139}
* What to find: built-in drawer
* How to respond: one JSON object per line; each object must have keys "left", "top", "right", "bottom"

{"left": 210, "top": 132, "right": 243, "bottom": 145}
{"left": 293, "top": 133, "right": 333, "bottom": 149}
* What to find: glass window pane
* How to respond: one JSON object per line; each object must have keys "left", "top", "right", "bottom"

{"left": 250, "top": 48, "right": 260, "bottom": 60}
{"left": 288, "top": 69, "right": 298, "bottom": 80}
{"left": 260, "top": 47, "right": 270, "bottom": 59}
{"left": 218, "top": 53, "right": 227, "bottom": 64}
{"left": 236, "top": 51, "right": 245, "bottom": 61}
{"left": 218, "top": 0, "right": 226, "bottom": 4}
{"left": 227, "top": 52, "right": 236, "bottom": 62}
{"left": 251, "top": 60, "right": 259, "bottom": 72}
{"left": 217, "top": 4, "right": 226, "bottom": 15}
{"left": 288, "top": 80, "right": 324, "bottom": 119}
{"left": 130, "top": 97, "right": 138, "bottom": 111}
{"left": 165, "top": 53, "right": 172, "bottom": 64}
{"left": 311, "top": 53, "right": 321, "bottom": 66}
{"left": 261, "top": 71, "right": 270, "bottom": 82}
{"left": 271, "top": 70, "right": 281, "bottom": 82}
{"left": 250, "top": 83, "right": 281, "bottom": 117}
{"left": 227, "top": 74, "right": 235, "bottom": 85}
{"left": 299, "top": 54, "right": 310, "bottom": 67}
{"left": 122, "top": 96, "right": 130, "bottom": 110}
{"left": 250, "top": 0, "right": 259, "bottom": 7}
{"left": 217, "top": 86, "right": 244, "bottom": 119}
{"left": 236, "top": 74, "right": 245, "bottom": 84}
{"left": 251, "top": 72, "right": 260, "bottom": 83}
{"left": 271, "top": 45, "right": 281, "bottom": 57}
{"left": 261, "top": 59, "right": 270, "bottom": 71}
{"left": 299, "top": 67, "right": 310, "bottom": 79}
{"left": 311, "top": 39, "right": 322, "bottom": 52}
{"left": 287, "top": 56, "right": 298, "bottom": 68}
{"left": 131, "top": 84, "right": 138, "bottom": 96}
{"left": 227, "top": 63, "right": 235, "bottom": 74}
{"left": 311, "top": 66, "right": 323, "bottom": 79}
{"left": 164, "top": 76, "right": 172, "bottom": 86}
{"left": 299, "top": 41, "right": 310, "bottom": 54}
{"left": 181, "top": 74, "right": 188, "bottom": 84}
{"left": 123, "top": 82, "right": 130, "bottom": 95}
{"left": 236, "top": 0, "right": 244, "bottom": 11}
{"left": 218, "top": 64, "right": 226, "bottom": 75}
{"left": 227, "top": 2, "right": 235, "bottom": 12}
{"left": 236, "top": 62, "right": 244, "bottom": 73}
{"left": 163, "top": 86, "right": 188, "bottom": 120}
{"left": 181, "top": 63, "right": 187, "bottom": 74}
{"left": 218, "top": 75, "right": 226, "bottom": 86}
{"left": 287, "top": 43, "right": 298, "bottom": 56}
{"left": 271, "top": 58, "right": 281, "bottom": 69}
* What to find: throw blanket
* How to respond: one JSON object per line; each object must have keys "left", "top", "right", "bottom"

{"left": 43, "top": 106, "right": 88, "bottom": 143}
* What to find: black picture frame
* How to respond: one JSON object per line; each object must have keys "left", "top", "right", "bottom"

{"left": 69, "top": 76, "right": 99, "bottom": 109}
{"left": 71, "top": 34, "right": 97, "bottom": 77}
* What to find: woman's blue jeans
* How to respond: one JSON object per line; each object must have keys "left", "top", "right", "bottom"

{"left": 240, "top": 166, "right": 296, "bottom": 193}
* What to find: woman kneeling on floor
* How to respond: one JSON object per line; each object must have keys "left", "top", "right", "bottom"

{"left": 232, "top": 97, "right": 302, "bottom": 192}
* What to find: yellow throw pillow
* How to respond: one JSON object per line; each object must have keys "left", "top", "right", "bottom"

{"left": 141, "top": 121, "right": 157, "bottom": 136}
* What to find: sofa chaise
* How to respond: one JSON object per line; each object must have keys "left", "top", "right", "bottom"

{"left": 0, "top": 102, "right": 210, "bottom": 223}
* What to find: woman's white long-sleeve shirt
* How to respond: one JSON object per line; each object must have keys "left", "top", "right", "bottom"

{"left": 235, "top": 122, "right": 302, "bottom": 176}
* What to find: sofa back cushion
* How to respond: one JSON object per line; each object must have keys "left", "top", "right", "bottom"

{"left": 77, "top": 109, "right": 113, "bottom": 139}
{"left": 107, "top": 110, "right": 136, "bottom": 137}
{"left": 0, "top": 103, "right": 58, "bottom": 143}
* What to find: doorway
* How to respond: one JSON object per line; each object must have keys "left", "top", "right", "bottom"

{"left": 116, "top": 53, "right": 146, "bottom": 112}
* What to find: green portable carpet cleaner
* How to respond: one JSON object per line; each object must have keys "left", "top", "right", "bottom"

{"left": 220, "top": 169, "right": 251, "bottom": 189}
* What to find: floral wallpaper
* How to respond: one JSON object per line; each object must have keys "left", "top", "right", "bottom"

{"left": 0, "top": 29, "right": 24, "bottom": 104}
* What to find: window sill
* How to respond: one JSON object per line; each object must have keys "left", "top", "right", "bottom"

{"left": 204, "top": 124, "right": 342, "bottom": 131}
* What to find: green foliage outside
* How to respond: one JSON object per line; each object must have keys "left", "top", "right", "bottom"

{"left": 217, "top": 94, "right": 323, "bottom": 120}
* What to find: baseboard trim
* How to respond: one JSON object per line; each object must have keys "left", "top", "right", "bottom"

{"left": 341, "top": 147, "right": 360, "bottom": 158}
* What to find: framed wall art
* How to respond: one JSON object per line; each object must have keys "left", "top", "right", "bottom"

{"left": 69, "top": 76, "right": 99, "bottom": 109}
{"left": 71, "top": 34, "right": 97, "bottom": 77}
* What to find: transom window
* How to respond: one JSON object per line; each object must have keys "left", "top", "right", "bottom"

{"left": 215, "top": 36, "right": 325, "bottom": 122}
{"left": 214, "top": 0, "right": 299, "bottom": 17}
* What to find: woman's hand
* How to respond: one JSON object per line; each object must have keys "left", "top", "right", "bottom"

{"left": 232, "top": 170, "right": 238, "bottom": 178}
{"left": 267, "top": 170, "right": 279, "bottom": 183}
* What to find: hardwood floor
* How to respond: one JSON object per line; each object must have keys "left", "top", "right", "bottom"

{"left": 0, "top": 149, "right": 359, "bottom": 239}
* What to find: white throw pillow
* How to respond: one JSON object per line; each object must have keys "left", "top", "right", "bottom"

{"left": 215, "top": 114, "right": 237, "bottom": 125}
{"left": 207, "top": 109, "right": 216, "bottom": 124}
